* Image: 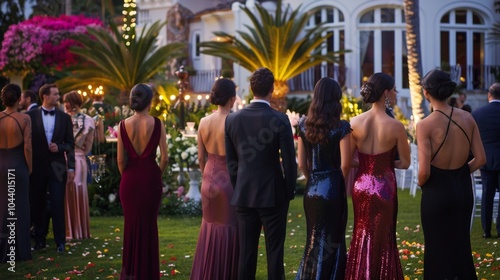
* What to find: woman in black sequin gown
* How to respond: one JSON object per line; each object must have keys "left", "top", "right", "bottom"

{"left": 295, "top": 78, "right": 351, "bottom": 280}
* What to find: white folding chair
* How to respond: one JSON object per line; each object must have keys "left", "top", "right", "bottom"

{"left": 409, "top": 144, "right": 419, "bottom": 197}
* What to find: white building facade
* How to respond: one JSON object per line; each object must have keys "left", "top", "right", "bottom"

{"left": 136, "top": 0, "right": 500, "bottom": 114}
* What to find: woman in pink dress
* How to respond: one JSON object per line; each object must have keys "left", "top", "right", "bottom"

{"left": 63, "top": 91, "right": 95, "bottom": 240}
{"left": 345, "top": 73, "right": 410, "bottom": 279}
{"left": 190, "top": 78, "right": 238, "bottom": 280}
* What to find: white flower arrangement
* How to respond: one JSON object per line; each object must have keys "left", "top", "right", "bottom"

{"left": 166, "top": 129, "right": 198, "bottom": 171}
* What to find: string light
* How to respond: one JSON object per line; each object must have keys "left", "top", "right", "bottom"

{"left": 122, "top": 0, "right": 137, "bottom": 47}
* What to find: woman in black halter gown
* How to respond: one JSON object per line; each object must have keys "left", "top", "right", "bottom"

{"left": 416, "top": 69, "right": 486, "bottom": 279}
{"left": 0, "top": 84, "right": 32, "bottom": 262}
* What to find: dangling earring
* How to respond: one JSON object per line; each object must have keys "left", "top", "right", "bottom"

{"left": 384, "top": 95, "right": 391, "bottom": 109}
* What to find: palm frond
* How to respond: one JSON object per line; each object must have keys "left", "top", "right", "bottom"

{"left": 58, "top": 20, "right": 184, "bottom": 101}
{"left": 199, "top": 0, "right": 348, "bottom": 92}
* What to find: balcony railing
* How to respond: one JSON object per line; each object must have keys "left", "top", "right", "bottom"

{"left": 189, "top": 69, "right": 222, "bottom": 92}
{"left": 288, "top": 64, "right": 346, "bottom": 92}
{"left": 188, "top": 64, "right": 498, "bottom": 93}
{"left": 189, "top": 65, "right": 347, "bottom": 93}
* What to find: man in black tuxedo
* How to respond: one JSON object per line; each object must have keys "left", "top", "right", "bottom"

{"left": 19, "top": 89, "right": 38, "bottom": 111}
{"left": 472, "top": 83, "right": 500, "bottom": 238}
{"left": 225, "top": 68, "right": 297, "bottom": 280}
{"left": 27, "top": 84, "right": 75, "bottom": 252}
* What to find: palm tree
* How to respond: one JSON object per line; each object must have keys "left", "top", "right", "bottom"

{"left": 57, "top": 21, "right": 185, "bottom": 103}
{"left": 199, "top": 0, "right": 346, "bottom": 111}
{"left": 404, "top": 0, "right": 429, "bottom": 124}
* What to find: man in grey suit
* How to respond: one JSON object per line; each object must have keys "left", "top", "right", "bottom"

{"left": 225, "top": 68, "right": 297, "bottom": 280}
{"left": 472, "top": 83, "right": 500, "bottom": 238}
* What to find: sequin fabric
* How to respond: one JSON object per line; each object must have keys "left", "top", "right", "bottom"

{"left": 345, "top": 147, "right": 403, "bottom": 280}
{"left": 295, "top": 118, "right": 351, "bottom": 280}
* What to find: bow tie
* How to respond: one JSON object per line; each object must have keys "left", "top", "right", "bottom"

{"left": 42, "top": 108, "right": 55, "bottom": 116}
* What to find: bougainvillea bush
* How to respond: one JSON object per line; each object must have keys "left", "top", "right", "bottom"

{"left": 0, "top": 15, "right": 102, "bottom": 75}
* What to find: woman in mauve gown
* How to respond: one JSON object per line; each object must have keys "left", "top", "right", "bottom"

{"left": 295, "top": 77, "right": 351, "bottom": 280}
{"left": 63, "top": 91, "right": 95, "bottom": 240}
{"left": 345, "top": 73, "right": 410, "bottom": 280}
{"left": 117, "top": 84, "right": 169, "bottom": 280}
{"left": 190, "top": 78, "right": 238, "bottom": 280}
{"left": 416, "top": 69, "right": 485, "bottom": 279}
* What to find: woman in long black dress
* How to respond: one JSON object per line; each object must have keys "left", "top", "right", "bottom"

{"left": 417, "top": 69, "right": 485, "bottom": 279}
{"left": 295, "top": 77, "right": 351, "bottom": 280}
{"left": 0, "top": 84, "right": 32, "bottom": 262}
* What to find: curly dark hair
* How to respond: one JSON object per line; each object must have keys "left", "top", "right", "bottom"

{"left": 210, "top": 78, "right": 236, "bottom": 106}
{"left": 250, "top": 68, "right": 274, "bottom": 98}
{"left": 1, "top": 83, "right": 22, "bottom": 107}
{"left": 360, "top": 73, "right": 395, "bottom": 103}
{"left": 129, "top": 83, "right": 153, "bottom": 111}
{"left": 305, "top": 77, "right": 342, "bottom": 144}
{"left": 421, "top": 69, "right": 456, "bottom": 101}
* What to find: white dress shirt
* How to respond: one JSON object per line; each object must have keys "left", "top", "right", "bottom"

{"left": 41, "top": 106, "right": 56, "bottom": 144}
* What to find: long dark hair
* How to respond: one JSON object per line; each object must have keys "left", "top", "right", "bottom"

{"left": 305, "top": 77, "right": 342, "bottom": 144}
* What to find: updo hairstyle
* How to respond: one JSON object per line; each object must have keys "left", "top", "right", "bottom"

{"left": 129, "top": 83, "right": 153, "bottom": 111}
{"left": 360, "top": 73, "right": 395, "bottom": 103}
{"left": 421, "top": 69, "right": 456, "bottom": 101}
{"left": 210, "top": 78, "right": 236, "bottom": 106}
{"left": 1, "top": 83, "right": 22, "bottom": 107}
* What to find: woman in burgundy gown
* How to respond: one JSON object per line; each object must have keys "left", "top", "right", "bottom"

{"left": 117, "top": 84, "right": 168, "bottom": 280}
{"left": 345, "top": 73, "right": 410, "bottom": 279}
{"left": 190, "top": 78, "right": 238, "bottom": 280}
{"left": 295, "top": 78, "right": 351, "bottom": 280}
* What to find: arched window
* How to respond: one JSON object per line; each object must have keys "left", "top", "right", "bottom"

{"left": 304, "top": 6, "right": 346, "bottom": 87}
{"left": 358, "top": 7, "right": 408, "bottom": 89}
{"left": 440, "top": 9, "right": 487, "bottom": 89}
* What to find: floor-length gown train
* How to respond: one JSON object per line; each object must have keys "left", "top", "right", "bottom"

{"left": 119, "top": 118, "right": 162, "bottom": 280}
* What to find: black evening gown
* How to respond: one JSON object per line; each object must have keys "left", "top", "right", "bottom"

{"left": 420, "top": 108, "right": 476, "bottom": 279}
{"left": 0, "top": 113, "right": 31, "bottom": 263}
{"left": 295, "top": 117, "right": 351, "bottom": 280}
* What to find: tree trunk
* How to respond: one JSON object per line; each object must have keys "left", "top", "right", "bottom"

{"left": 404, "top": 0, "right": 429, "bottom": 124}
{"left": 271, "top": 80, "right": 289, "bottom": 112}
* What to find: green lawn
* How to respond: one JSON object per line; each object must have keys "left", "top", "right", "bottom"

{"left": 1, "top": 188, "right": 499, "bottom": 279}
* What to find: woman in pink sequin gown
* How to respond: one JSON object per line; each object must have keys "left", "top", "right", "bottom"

{"left": 345, "top": 73, "right": 410, "bottom": 279}
{"left": 190, "top": 78, "right": 238, "bottom": 280}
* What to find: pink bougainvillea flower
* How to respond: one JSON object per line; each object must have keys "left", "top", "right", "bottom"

{"left": 0, "top": 15, "right": 103, "bottom": 75}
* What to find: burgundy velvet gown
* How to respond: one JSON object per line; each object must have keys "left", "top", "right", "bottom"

{"left": 190, "top": 153, "right": 238, "bottom": 280}
{"left": 119, "top": 118, "right": 163, "bottom": 280}
{"left": 345, "top": 147, "right": 403, "bottom": 280}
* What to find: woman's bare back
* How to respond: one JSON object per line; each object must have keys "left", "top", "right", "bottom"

{"left": 351, "top": 110, "right": 401, "bottom": 155}
{"left": 123, "top": 115, "right": 156, "bottom": 156}
{"left": 199, "top": 112, "right": 228, "bottom": 156}
{"left": 0, "top": 112, "right": 29, "bottom": 149}
{"left": 423, "top": 108, "right": 474, "bottom": 169}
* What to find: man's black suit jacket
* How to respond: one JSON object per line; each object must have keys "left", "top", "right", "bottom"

{"left": 27, "top": 107, "right": 75, "bottom": 182}
{"left": 472, "top": 101, "right": 500, "bottom": 171}
{"left": 225, "top": 102, "right": 297, "bottom": 208}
